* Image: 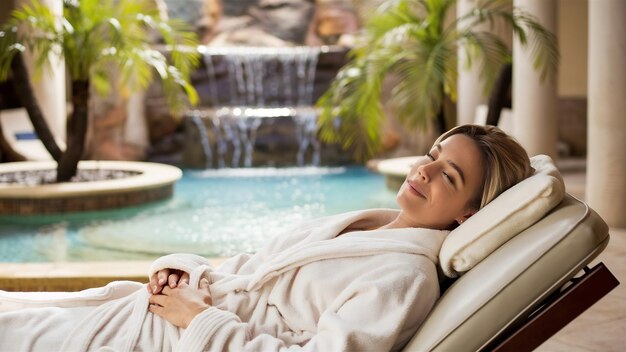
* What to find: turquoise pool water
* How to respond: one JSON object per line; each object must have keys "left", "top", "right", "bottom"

{"left": 0, "top": 167, "right": 398, "bottom": 262}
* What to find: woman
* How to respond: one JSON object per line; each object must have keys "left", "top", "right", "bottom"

{"left": 0, "top": 124, "right": 531, "bottom": 351}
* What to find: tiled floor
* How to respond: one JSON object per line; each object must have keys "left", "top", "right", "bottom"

{"left": 536, "top": 162, "right": 626, "bottom": 351}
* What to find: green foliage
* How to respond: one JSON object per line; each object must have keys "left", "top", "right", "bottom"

{"left": 0, "top": 0, "right": 200, "bottom": 113}
{"left": 317, "top": 0, "right": 558, "bottom": 161}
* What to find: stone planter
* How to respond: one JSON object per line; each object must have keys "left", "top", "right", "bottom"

{"left": 0, "top": 161, "right": 181, "bottom": 215}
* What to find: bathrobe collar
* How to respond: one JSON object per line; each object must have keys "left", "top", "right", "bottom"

{"left": 246, "top": 209, "right": 449, "bottom": 291}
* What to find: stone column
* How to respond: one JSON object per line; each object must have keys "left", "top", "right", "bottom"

{"left": 512, "top": 0, "right": 558, "bottom": 159}
{"left": 457, "top": 0, "right": 488, "bottom": 126}
{"left": 18, "top": 0, "right": 66, "bottom": 143}
{"left": 457, "top": 0, "right": 513, "bottom": 126}
{"left": 587, "top": 0, "right": 626, "bottom": 228}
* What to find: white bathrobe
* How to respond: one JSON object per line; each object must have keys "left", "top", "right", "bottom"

{"left": 0, "top": 209, "right": 447, "bottom": 351}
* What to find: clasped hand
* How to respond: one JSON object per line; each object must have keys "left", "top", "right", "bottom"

{"left": 147, "top": 269, "right": 212, "bottom": 328}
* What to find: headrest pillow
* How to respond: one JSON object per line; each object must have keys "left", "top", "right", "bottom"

{"left": 439, "top": 155, "right": 565, "bottom": 278}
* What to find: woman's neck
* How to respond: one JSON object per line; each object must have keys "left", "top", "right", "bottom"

{"left": 378, "top": 212, "right": 416, "bottom": 230}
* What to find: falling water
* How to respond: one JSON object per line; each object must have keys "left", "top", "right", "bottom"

{"left": 295, "top": 107, "right": 321, "bottom": 166}
{"left": 281, "top": 53, "right": 295, "bottom": 106}
{"left": 189, "top": 111, "right": 213, "bottom": 168}
{"left": 211, "top": 108, "right": 235, "bottom": 168}
{"left": 194, "top": 46, "right": 321, "bottom": 168}
{"left": 203, "top": 53, "right": 219, "bottom": 107}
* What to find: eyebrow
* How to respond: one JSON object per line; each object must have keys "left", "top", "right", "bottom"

{"left": 435, "top": 144, "right": 466, "bottom": 186}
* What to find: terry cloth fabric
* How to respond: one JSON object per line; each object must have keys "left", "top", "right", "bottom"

{"left": 0, "top": 209, "right": 448, "bottom": 352}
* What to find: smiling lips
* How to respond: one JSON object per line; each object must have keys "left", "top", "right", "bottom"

{"left": 408, "top": 181, "right": 427, "bottom": 199}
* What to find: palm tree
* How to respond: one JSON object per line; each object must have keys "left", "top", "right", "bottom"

{"left": 0, "top": 0, "right": 199, "bottom": 182}
{"left": 317, "top": 0, "right": 558, "bottom": 160}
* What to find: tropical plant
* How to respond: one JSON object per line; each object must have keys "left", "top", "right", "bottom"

{"left": 317, "top": 0, "right": 558, "bottom": 160}
{"left": 0, "top": 0, "right": 199, "bottom": 181}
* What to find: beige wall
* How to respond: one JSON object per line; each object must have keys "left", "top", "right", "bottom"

{"left": 558, "top": 0, "right": 588, "bottom": 97}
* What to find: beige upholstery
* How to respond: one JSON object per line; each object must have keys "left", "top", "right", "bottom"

{"left": 404, "top": 194, "right": 609, "bottom": 351}
{"left": 439, "top": 155, "right": 565, "bottom": 278}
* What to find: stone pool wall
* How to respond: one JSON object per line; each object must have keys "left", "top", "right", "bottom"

{"left": 0, "top": 186, "right": 173, "bottom": 215}
{"left": 0, "top": 161, "right": 182, "bottom": 215}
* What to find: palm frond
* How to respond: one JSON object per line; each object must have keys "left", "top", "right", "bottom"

{"left": 317, "top": 0, "right": 558, "bottom": 161}
{"left": 458, "top": 30, "right": 511, "bottom": 94}
{"left": 0, "top": 0, "right": 199, "bottom": 111}
{"left": 455, "top": 1, "right": 559, "bottom": 80}
{"left": 90, "top": 66, "right": 113, "bottom": 97}
{"left": 0, "top": 27, "right": 21, "bottom": 81}
{"left": 389, "top": 34, "right": 455, "bottom": 127}
{"left": 510, "top": 8, "right": 559, "bottom": 80}
{"left": 317, "top": 59, "right": 385, "bottom": 160}
{"left": 1, "top": 0, "right": 62, "bottom": 80}
{"left": 366, "top": 0, "right": 422, "bottom": 40}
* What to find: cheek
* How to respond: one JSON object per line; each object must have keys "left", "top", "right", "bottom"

{"left": 436, "top": 191, "right": 470, "bottom": 218}
{"left": 428, "top": 186, "right": 459, "bottom": 218}
{"left": 396, "top": 177, "right": 408, "bottom": 197}
{"left": 395, "top": 182, "right": 409, "bottom": 203}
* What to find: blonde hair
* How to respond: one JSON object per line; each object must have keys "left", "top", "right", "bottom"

{"left": 435, "top": 124, "right": 532, "bottom": 210}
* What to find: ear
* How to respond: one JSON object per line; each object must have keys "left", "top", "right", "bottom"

{"left": 456, "top": 209, "right": 477, "bottom": 225}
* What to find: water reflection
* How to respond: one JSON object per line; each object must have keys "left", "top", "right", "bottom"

{"left": 0, "top": 167, "right": 397, "bottom": 262}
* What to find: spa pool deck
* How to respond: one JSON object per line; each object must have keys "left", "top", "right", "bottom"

{"left": 0, "top": 159, "right": 624, "bottom": 350}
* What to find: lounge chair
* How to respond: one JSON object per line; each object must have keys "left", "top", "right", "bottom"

{"left": 404, "top": 169, "right": 619, "bottom": 351}
{"left": 0, "top": 108, "right": 65, "bottom": 161}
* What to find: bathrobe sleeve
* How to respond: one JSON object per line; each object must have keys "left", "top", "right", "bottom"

{"left": 176, "top": 262, "right": 439, "bottom": 352}
{"left": 149, "top": 253, "right": 214, "bottom": 278}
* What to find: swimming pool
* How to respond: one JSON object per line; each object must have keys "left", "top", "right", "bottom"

{"left": 0, "top": 167, "right": 398, "bottom": 262}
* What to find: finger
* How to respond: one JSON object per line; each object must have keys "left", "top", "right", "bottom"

{"left": 151, "top": 270, "right": 169, "bottom": 294}
{"left": 148, "top": 304, "right": 164, "bottom": 316}
{"left": 148, "top": 273, "right": 160, "bottom": 293}
{"left": 178, "top": 272, "right": 190, "bottom": 286}
{"left": 148, "top": 294, "right": 166, "bottom": 306}
{"left": 149, "top": 277, "right": 161, "bottom": 294}
{"left": 158, "top": 269, "right": 170, "bottom": 286}
{"left": 168, "top": 273, "right": 180, "bottom": 288}
{"left": 147, "top": 283, "right": 153, "bottom": 294}
{"left": 162, "top": 285, "right": 173, "bottom": 295}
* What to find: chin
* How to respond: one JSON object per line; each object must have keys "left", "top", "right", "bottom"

{"left": 395, "top": 192, "right": 406, "bottom": 207}
{"left": 395, "top": 194, "right": 413, "bottom": 214}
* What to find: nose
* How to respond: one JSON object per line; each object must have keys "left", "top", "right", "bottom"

{"left": 417, "top": 164, "right": 430, "bottom": 182}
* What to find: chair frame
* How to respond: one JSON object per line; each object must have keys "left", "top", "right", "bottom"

{"left": 483, "top": 262, "right": 620, "bottom": 351}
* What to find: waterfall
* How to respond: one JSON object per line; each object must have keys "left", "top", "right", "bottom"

{"left": 295, "top": 107, "right": 321, "bottom": 166}
{"left": 189, "top": 111, "right": 213, "bottom": 168}
{"left": 203, "top": 53, "right": 219, "bottom": 107}
{"left": 196, "top": 46, "right": 321, "bottom": 168}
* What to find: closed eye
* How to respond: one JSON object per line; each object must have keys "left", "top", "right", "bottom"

{"left": 428, "top": 152, "right": 455, "bottom": 186}
{"left": 432, "top": 143, "right": 464, "bottom": 188}
{"left": 443, "top": 171, "right": 455, "bottom": 186}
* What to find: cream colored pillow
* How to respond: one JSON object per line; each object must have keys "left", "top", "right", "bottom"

{"left": 439, "top": 155, "right": 565, "bottom": 278}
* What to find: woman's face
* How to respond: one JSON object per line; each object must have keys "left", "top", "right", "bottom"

{"left": 396, "top": 134, "right": 485, "bottom": 230}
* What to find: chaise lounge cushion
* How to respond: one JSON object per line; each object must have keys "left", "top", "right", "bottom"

{"left": 439, "top": 155, "right": 565, "bottom": 278}
{"left": 405, "top": 194, "right": 610, "bottom": 351}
